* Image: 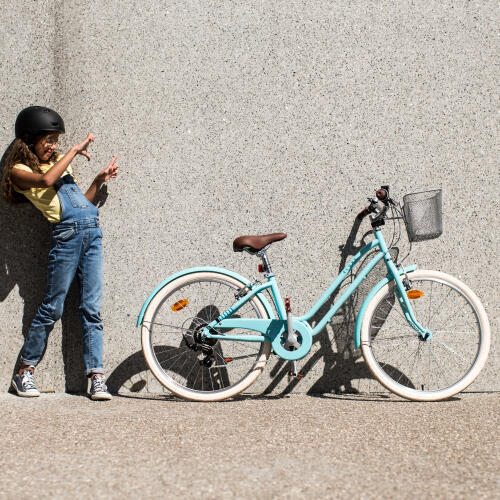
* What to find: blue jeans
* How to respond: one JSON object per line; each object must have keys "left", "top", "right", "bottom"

{"left": 21, "top": 175, "right": 104, "bottom": 375}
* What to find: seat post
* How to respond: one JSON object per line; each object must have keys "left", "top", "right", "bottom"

{"left": 257, "top": 246, "right": 274, "bottom": 277}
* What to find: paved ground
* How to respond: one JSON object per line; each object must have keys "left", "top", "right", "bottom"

{"left": 0, "top": 392, "right": 498, "bottom": 499}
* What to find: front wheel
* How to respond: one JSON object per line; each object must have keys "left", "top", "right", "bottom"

{"left": 360, "top": 270, "right": 490, "bottom": 401}
{"left": 141, "top": 271, "right": 272, "bottom": 401}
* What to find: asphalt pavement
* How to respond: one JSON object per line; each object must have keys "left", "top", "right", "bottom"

{"left": 0, "top": 392, "right": 498, "bottom": 499}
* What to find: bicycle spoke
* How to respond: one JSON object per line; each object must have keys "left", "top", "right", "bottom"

{"left": 429, "top": 305, "right": 467, "bottom": 332}
{"left": 373, "top": 313, "right": 411, "bottom": 330}
{"left": 213, "top": 349, "right": 229, "bottom": 367}
{"left": 158, "top": 347, "right": 191, "bottom": 366}
{"left": 433, "top": 330, "right": 480, "bottom": 337}
{"left": 144, "top": 275, "right": 269, "bottom": 397}
{"left": 144, "top": 320, "right": 188, "bottom": 331}
{"left": 372, "top": 334, "right": 417, "bottom": 342}
{"left": 387, "top": 301, "right": 413, "bottom": 324}
{"left": 208, "top": 364, "right": 215, "bottom": 391}
{"left": 364, "top": 274, "right": 487, "bottom": 399}
{"left": 432, "top": 339, "right": 471, "bottom": 366}
{"left": 153, "top": 346, "right": 186, "bottom": 355}
{"left": 427, "top": 287, "right": 453, "bottom": 326}
{"left": 394, "top": 344, "right": 422, "bottom": 384}
{"left": 164, "top": 348, "right": 191, "bottom": 373}
{"left": 212, "top": 282, "right": 222, "bottom": 312}
{"left": 183, "top": 353, "right": 202, "bottom": 387}
{"left": 404, "top": 342, "right": 422, "bottom": 388}
{"left": 373, "top": 337, "right": 414, "bottom": 361}
{"left": 428, "top": 344, "right": 450, "bottom": 389}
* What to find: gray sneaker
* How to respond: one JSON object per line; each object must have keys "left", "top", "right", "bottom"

{"left": 12, "top": 369, "right": 40, "bottom": 397}
{"left": 89, "top": 374, "right": 112, "bottom": 401}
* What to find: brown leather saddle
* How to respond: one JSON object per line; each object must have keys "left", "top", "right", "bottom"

{"left": 233, "top": 233, "right": 287, "bottom": 254}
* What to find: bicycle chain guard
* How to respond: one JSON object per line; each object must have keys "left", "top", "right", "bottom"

{"left": 271, "top": 320, "right": 313, "bottom": 361}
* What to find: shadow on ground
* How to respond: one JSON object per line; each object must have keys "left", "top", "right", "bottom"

{"left": 107, "top": 217, "right": 400, "bottom": 397}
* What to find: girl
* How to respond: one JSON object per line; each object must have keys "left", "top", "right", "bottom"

{"left": 1, "top": 106, "right": 118, "bottom": 400}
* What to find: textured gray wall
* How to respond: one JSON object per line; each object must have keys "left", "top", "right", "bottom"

{"left": 1, "top": 1, "right": 498, "bottom": 395}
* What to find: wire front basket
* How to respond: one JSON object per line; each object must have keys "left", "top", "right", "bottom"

{"left": 402, "top": 189, "right": 443, "bottom": 242}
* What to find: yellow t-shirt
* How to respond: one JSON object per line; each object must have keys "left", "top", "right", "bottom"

{"left": 13, "top": 158, "right": 77, "bottom": 223}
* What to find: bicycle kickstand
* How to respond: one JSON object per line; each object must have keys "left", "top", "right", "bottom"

{"left": 284, "top": 298, "right": 303, "bottom": 381}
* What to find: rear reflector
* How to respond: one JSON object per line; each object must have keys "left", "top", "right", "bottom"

{"left": 171, "top": 299, "right": 189, "bottom": 311}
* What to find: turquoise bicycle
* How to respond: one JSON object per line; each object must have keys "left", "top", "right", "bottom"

{"left": 137, "top": 187, "right": 490, "bottom": 401}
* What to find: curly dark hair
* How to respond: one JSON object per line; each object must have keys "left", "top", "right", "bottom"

{"left": 1, "top": 136, "right": 58, "bottom": 204}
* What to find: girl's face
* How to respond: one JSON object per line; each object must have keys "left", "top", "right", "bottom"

{"left": 33, "top": 133, "right": 59, "bottom": 162}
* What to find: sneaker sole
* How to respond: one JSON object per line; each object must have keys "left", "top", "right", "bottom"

{"left": 11, "top": 380, "right": 40, "bottom": 398}
{"left": 90, "top": 393, "right": 113, "bottom": 401}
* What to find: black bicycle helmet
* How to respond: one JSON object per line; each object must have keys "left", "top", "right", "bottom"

{"left": 15, "top": 106, "right": 65, "bottom": 139}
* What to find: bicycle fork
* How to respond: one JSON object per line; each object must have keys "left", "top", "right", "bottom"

{"left": 377, "top": 230, "right": 433, "bottom": 341}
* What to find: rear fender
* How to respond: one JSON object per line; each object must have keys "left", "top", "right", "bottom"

{"left": 137, "top": 266, "right": 276, "bottom": 326}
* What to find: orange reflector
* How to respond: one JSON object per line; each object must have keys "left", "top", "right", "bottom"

{"left": 407, "top": 290, "right": 424, "bottom": 299}
{"left": 171, "top": 299, "right": 189, "bottom": 311}
{"left": 224, "top": 357, "right": 233, "bottom": 363}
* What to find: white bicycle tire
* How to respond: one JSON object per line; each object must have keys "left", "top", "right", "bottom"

{"left": 361, "top": 270, "right": 491, "bottom": 401}
{"left": 141, "top": 271, "right": 272, "bottom": 401}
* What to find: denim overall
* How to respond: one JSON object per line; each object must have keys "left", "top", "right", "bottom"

{"left": 21, "top": 174, "right": 104, "bottom": 375}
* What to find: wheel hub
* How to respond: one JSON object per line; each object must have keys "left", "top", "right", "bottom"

{"left": 418, "top": 332, "right": 431, "bottom": 341}
{"left": 183, "top": 319, "right": 220, "bottom": 366}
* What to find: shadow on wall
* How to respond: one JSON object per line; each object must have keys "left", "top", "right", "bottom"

{"left": 0, "top": 142, "right": 106, "bottom": 393}
{"left": 263, "top": 218, "right": 398, "bottom": 396}
{"left": 106, "top": 217, "right": 398, "bottom": 396}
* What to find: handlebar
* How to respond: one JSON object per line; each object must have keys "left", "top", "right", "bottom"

{"left": 357, "top": 186, "right": 394, "bottom": 222}
{"left": 376, "top": 188, "right": 389, "bottom": 202}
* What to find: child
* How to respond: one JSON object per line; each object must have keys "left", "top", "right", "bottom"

{"left": 1, "top": 106, "right": 118, "bottom": 400}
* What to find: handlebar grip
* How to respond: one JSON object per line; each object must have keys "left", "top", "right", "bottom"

{"left": 376, "top": 188, "right": 388, "bottom": 202}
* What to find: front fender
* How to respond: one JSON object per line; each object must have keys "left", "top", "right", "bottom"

{"left": 354, "top": 265, "right": 417, "bottom": 349}
{"left": 137, "top": 266, "right": 276, "bottom": 326}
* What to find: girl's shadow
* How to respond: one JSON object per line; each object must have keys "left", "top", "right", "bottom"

{"left": 1, "top": 144, "right": 86, "bottom": 392}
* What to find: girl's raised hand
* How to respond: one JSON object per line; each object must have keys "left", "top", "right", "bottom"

{"left": 96, "top": 155, "right": 119, "bottom": 184}
{"left": 74, "top": 133, "right": 95, "bottom": 161}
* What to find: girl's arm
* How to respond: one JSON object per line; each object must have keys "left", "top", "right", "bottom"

{"left": 85, "top": 155, "right": 119, "bottom": 204}
{"left": 10, "top": 134, "right": 95, "bottom": 190}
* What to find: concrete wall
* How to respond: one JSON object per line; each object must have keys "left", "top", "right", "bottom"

{"left": 1, "top": 1, "right": 498, "bottom": 395}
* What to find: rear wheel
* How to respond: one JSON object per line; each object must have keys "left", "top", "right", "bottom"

{"left": 361, "top": 270, "right": 490, "bottom": 401}
{"left": 141, "top": 271, "right": 271, "bottom": 401}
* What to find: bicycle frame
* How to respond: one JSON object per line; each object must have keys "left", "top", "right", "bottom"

{"left": 203, "top": 229, "right": 431, "bottom": 359}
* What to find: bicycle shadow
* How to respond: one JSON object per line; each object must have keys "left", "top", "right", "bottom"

{"left": 0, "top": 142, "right": 107, "bottom": 393}
{"left": 106, "top": 217, "right": 401, "bottom": 398}
{"left": 261, "top": 218, "right": 399, "bottom": 396}
{"left": 107, "top": 305, "right": 233, "bottom": 394}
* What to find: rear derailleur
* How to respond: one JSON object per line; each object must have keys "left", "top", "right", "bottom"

{"left": 183, "top": 321, "right": 219, "bottom": 367}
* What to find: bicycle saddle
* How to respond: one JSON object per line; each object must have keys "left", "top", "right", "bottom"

{"left": 233, "top": 233, "right": 287, "bottom": 253}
